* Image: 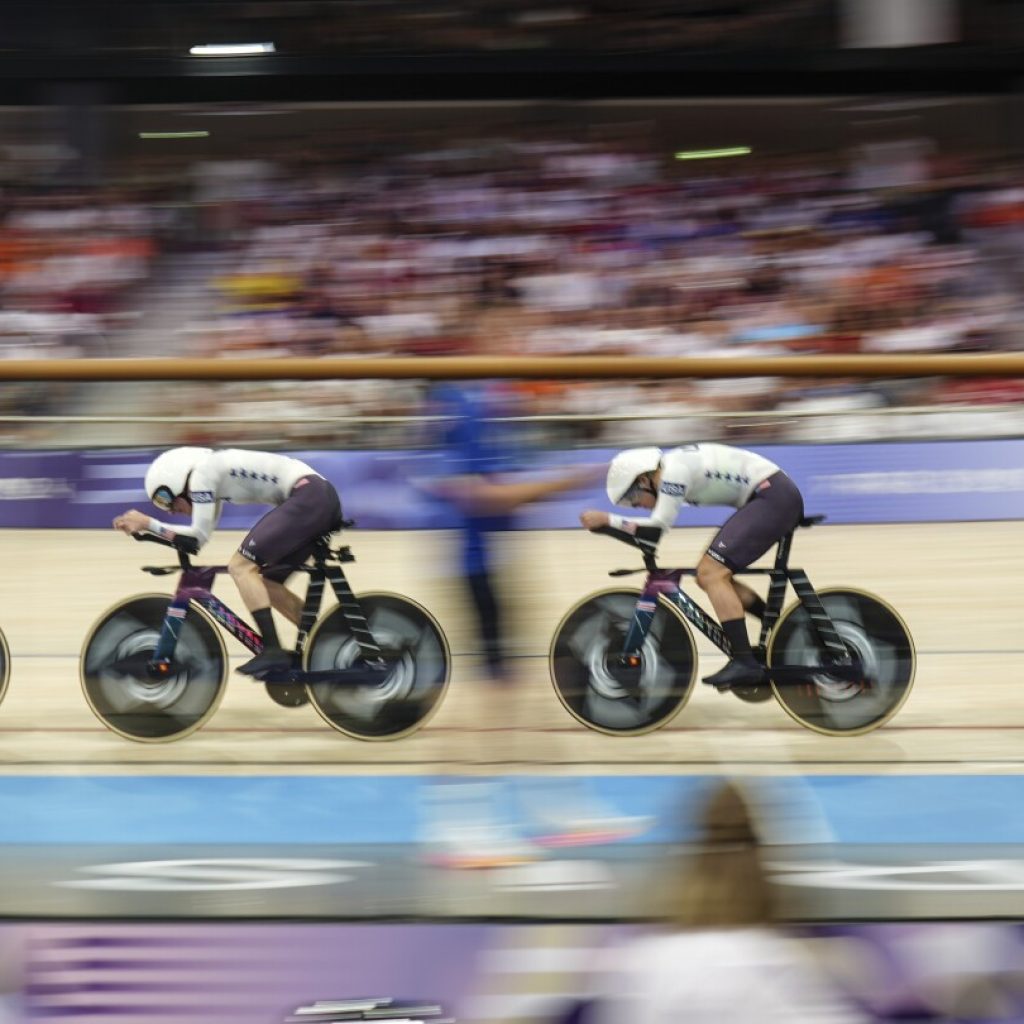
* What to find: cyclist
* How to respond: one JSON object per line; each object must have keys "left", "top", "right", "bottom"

{"left": 580, "top": 443, "right": 804, "bottom": 690}
{"left": 112, "top": 446, "right": 342, "bottom": 677}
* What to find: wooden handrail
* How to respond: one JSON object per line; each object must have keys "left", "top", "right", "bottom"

{"left": 1, "top": 354, "right": 1023, "bottom": 381}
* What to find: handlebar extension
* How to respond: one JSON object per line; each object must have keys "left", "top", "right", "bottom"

{"left": 591, "top": 524, "right": 659, "bottom": 572}
{"left": 132, "top": 531, "right": 198, "bottom": 570}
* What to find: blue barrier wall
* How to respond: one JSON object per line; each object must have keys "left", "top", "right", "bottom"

{"left": 0, "top": 440, "right": 1021, "bottom": 529}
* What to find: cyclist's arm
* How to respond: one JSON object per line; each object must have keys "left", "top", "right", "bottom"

{"left": 438, "top": 468, "right": 597, "bottom": 516}
{"left": 148, "top": 490, "right": 222, "bottom": 548}
{"left": 608, "top": 487, "right": 687, "bottom": 541}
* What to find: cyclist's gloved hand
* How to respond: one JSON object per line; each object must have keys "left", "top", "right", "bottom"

{"left": 579, "top": 509, "right": 609, "bottom": 531}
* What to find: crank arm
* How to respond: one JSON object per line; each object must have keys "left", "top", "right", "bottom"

{"left": 108, "top": 653, "right": 175, "bottom": 678}
{"left": 259, "top": 664, "right": 394, "bottom": 686}
{"left": 765, "top": 662, "right": 861, "bottom": 684}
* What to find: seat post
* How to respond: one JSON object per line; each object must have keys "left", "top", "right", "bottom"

{"left": 773, "top": 530, "right": 794, "bottom": 571}
{"left": 311, "top": 537, "right": 330, "bottom": 568}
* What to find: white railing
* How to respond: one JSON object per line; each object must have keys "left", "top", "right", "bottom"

{"left": 0, "top": 403, "right": 1021, "bottom": 446}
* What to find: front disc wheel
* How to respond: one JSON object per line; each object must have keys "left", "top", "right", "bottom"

{"left": 549, "top": 588, "right": 697, "bottom": 735}
{"left": 80, "top": 595, "right": 228, "bottom": 742}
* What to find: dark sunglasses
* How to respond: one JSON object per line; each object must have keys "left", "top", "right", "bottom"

{"left": 151, "top": 485, "right": 177, "bottom": 512}
{"left": 624, "top": 479, "right": 657, "bottom": 505}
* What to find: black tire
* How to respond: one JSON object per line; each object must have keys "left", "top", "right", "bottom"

{"left": 767, "top": 588, "right": 916, "bottom": 736}
{"left": 80, "top": 595, "right": 228, "bottom": 742}
{"left": 304, "top": 592, "right": 450, "bottom": 741}
{"left": 549, "top": 588, "right": 697, "bottom": 735}
{"left": 0, "top": 628, "right": 10, "bottom": 710}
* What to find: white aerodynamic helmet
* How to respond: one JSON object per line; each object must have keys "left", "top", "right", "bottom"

{"left": 606, "top": 446, "right": 663, "bottom": 506}
{"left": 145, "top": 447, "right": 213, "bottom": 512}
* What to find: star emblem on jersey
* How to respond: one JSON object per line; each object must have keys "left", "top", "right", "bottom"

{"left": 703, "top": 471, "right": 749, "bottom": 484}
{"left": 229, "top": 470, "right": 279, "bottom": 483}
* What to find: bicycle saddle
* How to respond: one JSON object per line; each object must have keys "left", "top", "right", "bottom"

{"left": 799, "top": 514, "right": 826, "bottom": 528}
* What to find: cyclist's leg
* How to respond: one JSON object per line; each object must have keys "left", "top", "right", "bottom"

{"left": 734, "top": 579, "right": 766, "bottom": 619}
{"left": 228, "top": 546, "right": 287, "bottom": 674}
{"left": 235, "top": 477, "right": 341, "bottom": 590}
{"left": 228, "top": 551, "right": 273, "bottom": 615}
{"left": 706, "top": 474, "right": 802, "bottom": 568}
{"left": 264, "top": 577, "right": 303, "bottom": 626}
{"left": 232, "top": 476, "right": 341, "bottom": 674}
{"left": 695, "top": 553, "right": 744, "bottom": 622}
{"left": 697, "top": 473, "right": 803, "bottom": 687}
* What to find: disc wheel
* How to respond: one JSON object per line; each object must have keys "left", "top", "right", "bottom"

{"left": 304, "top": 592, "right": 450, "bottom": 740}
{"left": 80, "top": 595, "right": 228, "bottom": 742}
{"left": 767, "top": 588, "right": 915, "bottom": 736}
{"left": 549, "top": 588, "right": 697, "bottom": 735}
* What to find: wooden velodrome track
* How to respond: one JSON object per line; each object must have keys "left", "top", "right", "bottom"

{"left": 0, "top": 521, "right": 1018, "bottom": 775}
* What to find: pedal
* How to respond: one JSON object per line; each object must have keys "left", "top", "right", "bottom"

{"left": 730, "top": 683, "right": 773, "bottom": 704}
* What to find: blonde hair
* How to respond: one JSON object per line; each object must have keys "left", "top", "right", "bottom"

{"left": 662, "top": 779, "right": 776, "bottom": 928}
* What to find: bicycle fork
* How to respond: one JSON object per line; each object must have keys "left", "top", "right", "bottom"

{"left": 619, "top": 571, "right": 731, "bottom": 662}
{"left": 146, "top": 569, "right": 229, "bottom": 675}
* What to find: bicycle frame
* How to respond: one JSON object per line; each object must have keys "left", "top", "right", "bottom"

{"left": 619, "top": 529, "right": 850, "bottom": 664}
{"left": 147, "top": 544, "right": 383, "bottom": 669}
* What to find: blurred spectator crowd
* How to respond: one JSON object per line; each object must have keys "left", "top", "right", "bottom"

{"left": 4, "top": 110, "right": 1024, "bottom": 448}
{"left": 0, "top": 184, "right": 170, "bottom": 444}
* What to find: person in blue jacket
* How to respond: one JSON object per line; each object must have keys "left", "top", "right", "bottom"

{"left": 429, "top": 379, "right": 596, "bottom": 682}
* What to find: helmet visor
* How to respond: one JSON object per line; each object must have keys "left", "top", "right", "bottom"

{"left": 151, "top": 485, "right": 176, "bottom": 512}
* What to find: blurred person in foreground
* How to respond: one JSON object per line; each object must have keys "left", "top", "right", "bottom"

{"left": 583, "top": 779, "right": 867, "bottom": 1024}
{"left": 428, "top": 377, "right": 598, "bottom": 682}
{"left": 581, "top": 443, "right": 803, "bottom": 690}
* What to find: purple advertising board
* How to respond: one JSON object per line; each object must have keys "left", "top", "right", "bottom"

{"left": 0, "top": 440, "right": 1021, "bottom": 530}
{"left": 8, "top": 920, "right": 1024, "bottom": 1023}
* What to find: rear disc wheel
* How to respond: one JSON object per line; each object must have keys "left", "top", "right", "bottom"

{"left": 767, "top": 588, "right": 915, "bottom": 736}
{"left": 304, "top": 592, "right": 450, "bottom": 740}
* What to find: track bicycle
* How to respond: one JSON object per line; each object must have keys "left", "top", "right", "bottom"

{"left": 549, "top": 515, "right": 915, "bottom": 737}
{"left": 80, "top": 525, "right": 450, "bottom": 743}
